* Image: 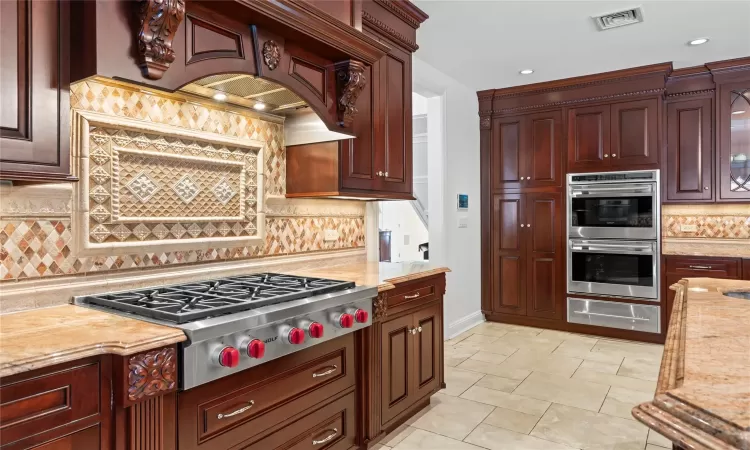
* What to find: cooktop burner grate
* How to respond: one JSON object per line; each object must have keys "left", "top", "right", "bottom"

{"left": 80, "top": 273, "right": 355, "bottom": 324}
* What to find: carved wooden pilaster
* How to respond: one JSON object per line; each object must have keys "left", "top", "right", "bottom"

{"left": 374, "top": 291, "right": 388, "bottom": 320}
{"left": 138, "top": 0, "right": 186, "bottom": 80}
{"left": 127, "top": 347, "right": 177, "bottom": 403}
{"left": 335, "top": 60, "right": 367, "bottom": 128}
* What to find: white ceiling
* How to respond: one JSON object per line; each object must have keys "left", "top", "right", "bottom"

{"left": 413, "top": 0, "right": 750, "bottom": 91}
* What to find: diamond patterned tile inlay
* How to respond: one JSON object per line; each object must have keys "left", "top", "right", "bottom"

{"left": 213, "top": 178, "right": 236, "bottom": 205}
{"left": 126, "top": 171, "right": 161, "bottom": 203}
{"left": 172, "top": 174, "right": 201, "bottom": 204}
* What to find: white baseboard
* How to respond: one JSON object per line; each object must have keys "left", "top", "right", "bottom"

{"left": 446, "top": 310, "right": 485, "bottom": 340}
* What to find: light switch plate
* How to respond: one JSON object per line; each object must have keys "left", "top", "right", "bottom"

{"left": 458, "top": 217, "right": 468, "bottom": 228}
{"left": 324, "top": 229, "right": 339, "bottom": 241}
{"left": 680, "top": 224, "right": 698, "bottom": 232}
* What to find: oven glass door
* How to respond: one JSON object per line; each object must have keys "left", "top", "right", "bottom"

{"left": 569, "top": 183, "right": 656, "bottom": 239}
{"left": 568, "top": 240, "right": 658, "bottom": 300}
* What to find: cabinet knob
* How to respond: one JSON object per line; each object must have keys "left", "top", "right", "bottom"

{"left": 520, "top": 224, "right": 525, "bottom": 228}
{"left": 704, "top": 186, "right": 709, "bottom": 190}
{"left": 611, "top": 153, "right": 616, "bottom": 157}
{"left": 384, "top": 171, "right": 389, "bottom": 177}
{"left": 604, "top": 154, "right": 609, "bottom": 158}
{"left": 417, "top": 326, "right": 423, "bottom": 333}
{"left": 526, "top": 176, "right": 531, "bottom": 180}
{"left": 527, "top": 224, "right": 531, "bottom": 227}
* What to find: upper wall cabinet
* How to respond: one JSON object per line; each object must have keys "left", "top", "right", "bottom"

{"left": 567, "top": 98, "right": 659, "bottom": 173}
{"left": 665, "top": 97, "right": 713, "bottom": 202}
{"left": 0, "top": 0, "right": 74, "bottom": 181}
{"left": 717, "top": 81, "right": 750, "bottom": 201}
{"left": 491, "top": 110, "right": 563, "bottom": 190}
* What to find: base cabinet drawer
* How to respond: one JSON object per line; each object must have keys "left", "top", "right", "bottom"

{"left": 665, "top": 256, "right": 741, "bottom": 278}
{"left": 241, "top": 391, "right": 355, "bottom": 450}
{"left": 28, "top": 425, "right": 100, "bottom": 450}
{"left": 567, "top": 298, "right": 660, "bottom": 334}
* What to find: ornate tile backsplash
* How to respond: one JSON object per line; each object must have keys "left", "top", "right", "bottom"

{"left": 662, "top": 204, "right": 750, "bottom": 239}
{"left": 0, "top": 79, "right": 365, "bottom": 281}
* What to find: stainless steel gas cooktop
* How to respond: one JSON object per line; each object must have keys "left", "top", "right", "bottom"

{"left": 75, "top": 273, "right": 376, "bottom": 389}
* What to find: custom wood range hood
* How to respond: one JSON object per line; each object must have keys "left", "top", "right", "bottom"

{"left": 70, "top": 0, "right": 391, "bottom": 136}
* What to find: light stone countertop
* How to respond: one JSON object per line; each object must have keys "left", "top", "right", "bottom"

{"left": 0, "top": 305, "right": 187, "bottom": 378}
{"left": 633, "top": 277, "right": 750, "bottom": 450}
{"left": 662, "top": 238, "right": 750, "bottom": 258}
{"left": 285, "top": 261, "right": 451, "bottom": 292}
{"left": 0, "top": 260, "right": 448, "bottom": 378}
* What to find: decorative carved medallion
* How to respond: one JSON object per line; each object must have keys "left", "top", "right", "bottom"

{"left": 128, "top": 347, "right": 177, "bottom": 401}
{"left": 480, "top": 116, "right": 491, "bottom": 130}
{"left": 335, "top": 60, "right": 367, "bottom": 128}
{"left": 262, "top": 40, "right": 280, "bottom": 70}
{"left": 374, "top": 292, "right": 387, "bottom": 319}
{"left": 138, "top": 0, "right": 186, "bottom": 80}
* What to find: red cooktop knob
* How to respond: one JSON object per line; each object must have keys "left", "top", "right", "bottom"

{"left": 288, "top": 327, "right": 306, "bottom": 345}
{"left": 354, "top": 309, "right": 369, "bottom": 324}
{"left": 219, "top": 347, "right": 240, "bottom": 368}
{"left": 308, "top": 322, "right": 325, "bottom": 338}
{"left": 339, "top": 313, "right": 354, "bottom": 328}
{"left": 247, "top": 339, "right": 265, "bottom": 359}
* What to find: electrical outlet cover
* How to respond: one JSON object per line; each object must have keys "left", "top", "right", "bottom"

{"left": 324, "top": 229, "right": 339, "bottom": 241}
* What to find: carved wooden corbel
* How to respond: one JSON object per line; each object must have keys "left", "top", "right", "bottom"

{"left": 480, "top": 115, "right": 491, "bottom": 130}
{"left": 128, "top": 347, "right": 177, "bottom": 401}
{"left": 335, "top": 60, "right": 367, "bottom": 128}
{"left": 138, "top": 0, "right": 186, "bottom": 80}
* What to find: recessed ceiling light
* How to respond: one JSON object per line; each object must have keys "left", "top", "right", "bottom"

{"left": 253, "top": 102, "right": 266, "bottom": 111}
{"left": 732, "top": 110, "right": 746, "bottom": 115}
{"left": 688, "top": 38, "right": 709, "bottom": 46}
{"left": 519, "top": 69, "right": 534, "bottom": 75}
{"left": 212, "top": 93, "right": 227, "bottom": 101}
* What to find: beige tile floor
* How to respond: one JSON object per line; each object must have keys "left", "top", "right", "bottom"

{"left": 375, "top": 321, "right": 673, "bottom": 450}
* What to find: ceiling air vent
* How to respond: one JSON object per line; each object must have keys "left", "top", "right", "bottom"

{"left": 593, "top": 7, "right": 644, "bottom": 30}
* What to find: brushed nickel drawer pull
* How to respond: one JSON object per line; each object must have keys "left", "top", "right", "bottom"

{"left": 688, "top": 265, "right": 713, "bottom": 270}
{"left": 405, "top": 293, "right": 420, "bottom": 299}
{"left": 312, "top": 365, "right": 338, "bottom": 378}
{"left": 313, "top": 428, "right": 338, "bottom": 445}
{"left": 217, "top": 400, "right": 254, "bottom": 419}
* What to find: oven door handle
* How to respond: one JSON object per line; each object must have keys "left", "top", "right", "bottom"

{"left": 570, "top": 185, "right": 653, "bottom": 196}
{"left": 571, "top": 310, "right": 650, "bottom": 322}
{"left": 570, "top": 243, "right": 654, "bottom": 254}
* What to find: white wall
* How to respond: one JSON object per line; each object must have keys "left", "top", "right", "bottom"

{"left": 379, "top": 201, "right": 429, "bottom": 262}
{"left": 413, "top": 57, "right": 483, "bottom": 338}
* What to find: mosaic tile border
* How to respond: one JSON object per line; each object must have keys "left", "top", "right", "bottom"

{"left": 662, "top": 215, "right": 750, "bottom": 239}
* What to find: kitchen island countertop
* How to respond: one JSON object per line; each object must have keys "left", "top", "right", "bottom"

{"left": 285, "top": 261, "right": 450, "bottom": 292}
{"left": 633, "top": 277, "right": 750, "bottom": 450}
{"left": 0, "top": 305, "right": 186, "bottom": 378}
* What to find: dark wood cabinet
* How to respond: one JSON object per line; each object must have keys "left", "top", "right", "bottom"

{"left": 379, "top": 43, "right": 413, "bottom": 194}
{"left": 744, "top": 259, "right": 750, "bottom": 280}
{"left": 0, "top": 0, "right": 73, "bottom": 181}
{"left": 31, "top": 426, "right": 101, "bottom": 450}
{"left": 412, "top": 303, "right": 441, "bottom": 400}
{"left": 492, "top": 111, "right": 562, "bottom": 190}
{"left": 666, "top": 97, "right": 714, "bottom": 201}
{"left": 380, "top": 313, "right": 415, "bottom": 425}
{"left": 568, "top": 99, "right": 659, "bottom": 172}
{"left": 490, "top": 192, "right": 563, "bottom": 319}
{"left": 567, "top": 104, "right": 610, "bottom": 171}
{"left": 716, "top": 80, "right": 750, "bottom": 202}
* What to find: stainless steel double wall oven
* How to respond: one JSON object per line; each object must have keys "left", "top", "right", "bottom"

{"left": 566, "top": 170, "right": 661, "bottom": 334}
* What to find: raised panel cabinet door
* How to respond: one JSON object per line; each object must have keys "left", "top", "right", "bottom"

{"left": 744, "top": 259, "right": 750, "bottom": 280}
{"left": 379, "top": 43, "right": 413, "bottom": 194}
{"left": 412, "top": 303, "right": 442, "bottom": 400}
{"left": 380, "top": 313, "right": 415, "bottom": 425}
{"left": 525, "top": 110, "right": 563, "bottom": 188}
{"left": 610, "top": 98, "right": 659, "bottom": 168}
{"left": 525, "top": 192, "right": 563, "bottom": 320}
{"left": 0, "top": 0, "right": 71, "bottom": 180}
{"left": 491, "top": 116, "right": 524, "bottom": 190}
{"left": 666, "top": 98, "right": 713, "bottom": 201}
{"left": 341, "top": 50, "right": 378, "bottom": 191}
{"left": 567, "top": 105, "right": 610, "bottom": 172}
{"left": 30, "top": 425, "right": 100, "bottom": 450}
{"left": 717, "top": 83, "right": 750, "bottom": 201}
{"left": 491, "top": 194, "right": 526, "bottom": 315}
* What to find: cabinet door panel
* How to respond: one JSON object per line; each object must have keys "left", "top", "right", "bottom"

{"left": 526, "top": 192, "right": 563, "bottom": 320}
{"left": 666, "top": 98, "right": 713, "bottom": 201}
{"left": 717, "top": 83, "right": 750, "bottom": 201}
{"left": 568, "top": 105, "right": 609, "bottom": 171}
{"left": 341, "top": 62, "right": 378, "bottom": 191}
{"left": 492, "top": 117, "right": 523, "bottom": 189}
{"left": 380, "top": 44, "right": 412, "bottom": 194}
{"left": 492, "top": 194, "right": 526, "bottom": 315}
{"left": 380, "top": 314, "right": 414, "bottom": 424}
{"left": 31, "top": 425, "right": 100, "bottom": 450}
{"left": 526, "top": 110, "right": 563, "bottom": 188}
{"left": 0, "top": 0, "right": 71, "bottom": 179}
{"left": 611, "top": 98, "right": 659, "bottom": 167}
{"left": 413, "top": 303, "right": 441, "bottom": 400}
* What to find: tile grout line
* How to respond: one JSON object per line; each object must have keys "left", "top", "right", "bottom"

{"left": 528, "top": 401, "right": 553, "bottom": 436}
{"left": 597, "top": 385, "right": 612, "bottom": 414}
